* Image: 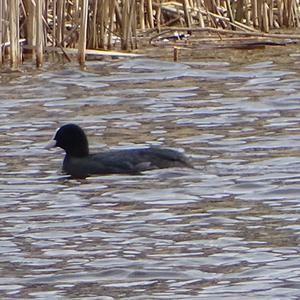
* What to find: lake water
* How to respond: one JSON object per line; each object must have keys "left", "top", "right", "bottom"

{"left": 1, "top": 45, "right": 300, "bottom": 299}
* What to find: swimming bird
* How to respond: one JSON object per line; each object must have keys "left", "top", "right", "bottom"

{"left": 46, "top": 123, "right": 192, "bottom": 179}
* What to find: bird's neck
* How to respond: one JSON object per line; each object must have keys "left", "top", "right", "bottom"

{"left": 66, "top": 147, "right": 89, "bottom": 157}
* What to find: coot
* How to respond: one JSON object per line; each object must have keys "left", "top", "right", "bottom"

{"left": 46, "top": 124, "right": 192, "bottom": 179}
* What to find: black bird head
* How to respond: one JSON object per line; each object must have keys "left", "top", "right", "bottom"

{"left": 46, "top": 124, "right": 89, "bottom": 157}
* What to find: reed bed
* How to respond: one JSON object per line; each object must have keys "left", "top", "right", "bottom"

{"left": 1, "top": 0, "right": 300, "bottom": 67}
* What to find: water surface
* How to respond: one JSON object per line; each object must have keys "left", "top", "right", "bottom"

{"left": 0, "top": 47, "right": 300, "bottom": 299}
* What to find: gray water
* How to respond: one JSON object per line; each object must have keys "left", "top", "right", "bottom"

{"left": 1, "top": 47, "right": 300, "bottom": 299}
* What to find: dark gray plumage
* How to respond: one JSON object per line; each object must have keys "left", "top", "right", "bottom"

{"left": 46, "top": 124, "right": 192, "bottom": 179}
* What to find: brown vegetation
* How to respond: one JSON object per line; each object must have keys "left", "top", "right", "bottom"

{"left": 1, "top": 0, "right": 300, "bottom": 68}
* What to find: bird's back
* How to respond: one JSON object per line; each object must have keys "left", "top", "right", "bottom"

{"left": 63, "top": 146, "right": 192, "bottom": 178}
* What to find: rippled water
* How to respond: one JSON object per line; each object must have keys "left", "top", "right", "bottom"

{"left": 1, "top": 47, "right": 300, "bottom": 299}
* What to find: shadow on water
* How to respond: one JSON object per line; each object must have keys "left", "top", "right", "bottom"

{"left": 1, "top": 46, "right": 300, "bottom": 299}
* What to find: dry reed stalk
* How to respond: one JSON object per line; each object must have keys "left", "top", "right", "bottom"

{"left": 52, "top": 0, "right": 56, "bottom": 46}
{"left": 78, "top": 0, "right": 88, "bottom": 64}
{"left": 257, "top": 0, "right": 263, "bottom": 29}
{"left": 268, "top": 0, "right": 273, "bottom": 28}
{"left": 98, "top": 0, "right": 107, "bottom": 49}
{"left": 225, "top": 0, "right": 235, "bottom": 24}
{"left": 244, "top": 0, "right": 251, "bottom": 26}
{"left": 132, "top": 0, "right": 138, "bottom": 49}
{"left": 9, "top": 0, "right": 21, "bottom": 69}
{"left": 36, "top": 0, "right": 44, "bottom": 66}
{"left": 114, "top": 1, "right": 122, "bottom": 32}
{"left": 156, "top": 0, "right": 162, "bottom": 32}
{"left": 290, "top": 0, "right": 296, "bottom": 26}
{"left": 204, "top": 0, "right": 215, "bottom": 14}
{"left": 287, "top": 0, "right": 292, "bottom": 26}
{"left": 69, "top": 0, "right": 80, "bottom": 48}
{"left": 289, "top": 0, "right": 300, "bottom": 27}
{"left": 107, "top": 0, "right": 116, "bottom": 49}
{"left": 195, "top": 0, "right": 205, "bottom": 27}
{"left": 252, "top": 0, "right": 259, "bottom": 27}
{"left": 91, "top": 0, "right": 99, "bottom": 48}
{"left": 2, "top": 0, "right": 8, "bottom": 55}
{"left": 121, "top": 0, "right": 135, "bottom": 50}
{"left": 277, "top": 0, "right": 283, "bottom": 25}
{"left": 173, "top": 46, "right": 179, "bottom": 61}
{"left": 293, "top": 0, "right": 300, "bottom": 27}
{"left": 56, "top": 0, "right": 65, "bottom": 46}
{"left": 98, "top": 0, "right": 110, "bottom": 49}
{"left": 263, "top": 1, "right": 269, "bottom": 32}
{"left": 121, "top": 0, "right": 128, "bottom": 49}
{"left": 0, "top": 0, "right": 3, "bottom": 64}
{"left": 235, "top": 0, "right": 244, "bottom": 22}
{"left": 23, "top": 0, "right": 36, "bottom": 56}
{"left": 282, "top": 0, "right": 289, "bottom": 26}
{"left": 139, "top": 0, "right": 145, "bottom": 31}
{"left": 183, "top": 0, "right": 192, "bottom": 28}
{"left": 43, "top": 46, "right": 143, "bottom": 57}
{"left": 147, "top": 0, "right": 154, "bottom": 28}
